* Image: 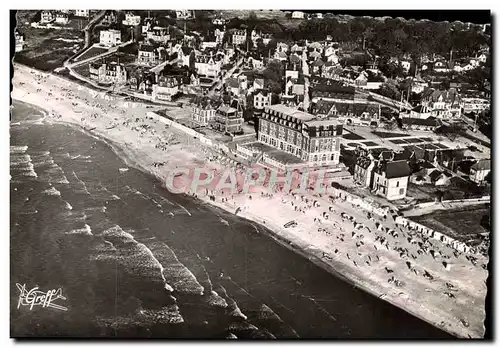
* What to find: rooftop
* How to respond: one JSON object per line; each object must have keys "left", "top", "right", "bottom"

{"left": 266, "top": 104, "right": 315, "bottom": 122}
{"left": 305, "top": 119, "right": 341, "bottom": 127}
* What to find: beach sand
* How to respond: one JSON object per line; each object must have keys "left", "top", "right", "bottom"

{"left": 11, "top": 64, "right": 488, "bottom": 338}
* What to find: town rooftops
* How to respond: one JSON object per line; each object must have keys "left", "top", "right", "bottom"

{"left": 139, "top": 44, "right": 157, "bottom": 52}
{"left": 304, "top": 119, "right": 341, "bottom": 127}
{"left": 265, "top": 104, "right": 315, "bottom": 122}
{"left": 356, "top": 156, "right": 373, "bottom": 169}
{"left": 402, "top": 116, "right": 440, "bottom": 127}
{"left": 218, "top": 105, "right": 237, "bottom": 114}
{"left": 225, "top": 77, "right": 239, "bottom": 88}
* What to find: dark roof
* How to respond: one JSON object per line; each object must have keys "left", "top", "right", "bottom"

{"left": 332, "top": 102, "right": 379, "bottom": 117}
{"left": 181, "top": 46, "right": 193, "bottom": 55}
{"left": 225, "top": 77, "right": 239, "bottom": 88}
{"left": 429, "top": 170, "right": 444, "bottom": 182}
{"left": 402, "top": 117, "right": 440, "bottom": 127}
{"left": 420, "top": 161, "right": 436, "bottom": 169}
{"left": 139, "top": 44, "right": 157, "bottom": 52}
{"left": 422, "top": 88, "right": 461, "bottom": 105}
{"left": 471, "top": 159, "right": 491, "bottom": 171}
{"left": 312, "top": 99, "right": 334, "bottom": 115}
{"left": 356, "top": 156, "right": 372, "bottom": 169}
{"left": 380, "top": 160, "right": 411, "bottom": 179}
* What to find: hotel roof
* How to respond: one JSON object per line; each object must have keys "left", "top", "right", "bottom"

{"left": 305, "top": 119, "right": 341, "bottom": 127}
{"left": 266, "top": 104, "right": 315, "bottom": 122}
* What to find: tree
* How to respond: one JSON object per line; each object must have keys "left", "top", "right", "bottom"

{"left": 189, "top": 51, "right": 196, "bottom": 72}
{"left": 377, "top": 82, "right": 401, "bottom": 101}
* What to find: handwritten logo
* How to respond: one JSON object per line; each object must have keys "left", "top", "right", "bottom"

{"left": 16, "top": 283, "right": 68, "bottom": 311}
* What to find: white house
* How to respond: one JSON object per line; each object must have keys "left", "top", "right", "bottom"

{"left": 215, "top": 28, "right": 225, "bottom": 44}
{"left": 469, "top": 159, "right": 491, "bottom": 185}
{"left": 146, "top": 26, "right": 170, "bottom": 43}
{"left": 176, "top": 10, "right": 194, "bottom": 19}
{"left": 372, "top": 160, "right": 411, "bottom": 200}
{"left": 15, "top": 31, "right": 25, "bottom": 52}
{"left": 99, "top": 29, "right": 122, "bottom": 47}
{"left": 195, "top": 54, "right": 222, "bottom": 78}
{"left": 40, "top": 11, "right": 55, "bottom": 24}
{"left": 55, "top": 12, "right": 69, "bottom": 25}
{"left": 74, "top": 10, "right": 89, "bottom": 17}
{"left": 254, "top": 90, "right": 271, "bottom": 110}
{"left": 152, "top": 76, "right": 180, "bottom": 101}
{"left": 192, "top": 99, "right": 216, "bottom": 126}
{"left": 462, "top": 98, "right": 490, "bottom": 114}
{"left": 89, "top": 61, "right": 128, "bottom": 85}
{"left": 122, "top": 12, "right": 141, "bottom": 26}
{"left": 400, "top": 60, "right": 412, "bottom": 73}
{"left": 292, "top": 11, "right": 305, "bottom": 19}
{"left": 232, "top": 30, "right": 247, "bottom": 46}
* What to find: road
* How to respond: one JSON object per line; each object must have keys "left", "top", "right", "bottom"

{"left": 84, "top": 10, "right": 107, "bottom": 47}
{"left": 65, "top": 41, "right": 134, "bottom": 69}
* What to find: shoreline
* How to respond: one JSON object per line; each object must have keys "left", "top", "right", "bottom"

{"left": 11, "top": 65, "right": 488, "bottom": 338}
{"left": 10, "top": 99, "right": 456, "bottom": 338}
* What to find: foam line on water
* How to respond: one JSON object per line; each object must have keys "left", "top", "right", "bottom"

{"left": 66, "top": 224, "right": 93, "bottom": 236}
{"left": 100, "top": 226, "right": 177, "bottom": 293}
{"left": 10, "top": 145, "right": 28, "bottom": 154}
{"left": 42, "top": 186, "right": 61, "bottom": 196}
{"left": 143, "top": 240, "right": 204, "bottom": 296}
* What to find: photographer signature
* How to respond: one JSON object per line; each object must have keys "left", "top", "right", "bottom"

{"left": 16, "top": 283, "right": 68, "bottom": 311}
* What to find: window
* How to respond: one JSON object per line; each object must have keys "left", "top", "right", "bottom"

{"left": 399, "top": 188, "right": 405, "bottom": 195}
{"left": 396, "top": 181, "right": 399, "bottom": 188}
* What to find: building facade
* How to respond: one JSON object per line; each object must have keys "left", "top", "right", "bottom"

{"left": 55, "top": 12, "right": 69, "bottom": 25}
{"left": 15, "top": 31, "right": 25, "bottom": 52}
{"left": 192, "top": 100, "right": 216, "bottom": 126}
{"left": 74, "top": 10, "right": 89, "bottom": 17}
{"left": 89, "top": 61, "right": 128, "bottom": 85}
{"left": 152, "top": 76, "right": 180, "bottom": 101}
{"left": 232, "top": 30, "right": 247, "bottom": 46}
{"left": 146, "top": 26, "right": 170, "bottom": 43}
{"left": 122, "top": 12, "right": 141, "bottom": 26}
{"left": 195, "top": 55, "right": 221, "bottom": 78}
{"left": 254, "top": 90, "right": 271, "bottom": 110}
{"left": 213, "top": 105, "right": 244, "bottom": 134}
{"left": 40, "top": 11, "right": 55, "bottom": 23}
{"left": 469, "top": 159, "right": 491, "bottom": 185}
{"left": 258, "top": 105, "right": 343, "bottom": 166}
{"left": 99, "top": 29, "right": 122, "bottom": 47}
{"left": 354, "top": 149, "right": 411, "bottom": 200}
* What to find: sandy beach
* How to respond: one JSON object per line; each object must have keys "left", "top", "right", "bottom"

{"left": 11, "top": 64, "right": 488, "bottom": 338}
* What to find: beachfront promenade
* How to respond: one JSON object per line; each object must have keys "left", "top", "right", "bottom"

{"left": 11, "top": 63, "right": 488, "bottom": 339}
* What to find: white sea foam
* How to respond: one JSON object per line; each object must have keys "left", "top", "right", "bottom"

{"left": 144, "top": 241, "right": 204, "bottom": 295}
{"left": 10, "top": 154, "right": 31, "bottom": 165}
{"left": 64, "top": 201, "right": 73, "bottom": 210}
{"left": 217, "top": 284, "right": 247, "bottom": 320}
{"left": 42, "top": 186, "right": 61, "bottom": 196}
{"left": 96, "top": 304, "right": 184, "bottom": 328}
{"left": 176, "top": 203, "right": 192, "bottom": 216}
{"left": 66, "top": 224, "right": 92, "bottom": 236}
{"left": 10, "top": 145, "right": 28, "bottom": 154}
{"left": 72, "top": 170, "right": 90, "bottom": 195}
{"left": 100, "top": 226, "right": 176, "bottom": 292}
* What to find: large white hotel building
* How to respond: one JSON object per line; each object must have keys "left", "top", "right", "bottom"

{"left": 258, "top": 104, "right": 343, "bottom": 167}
